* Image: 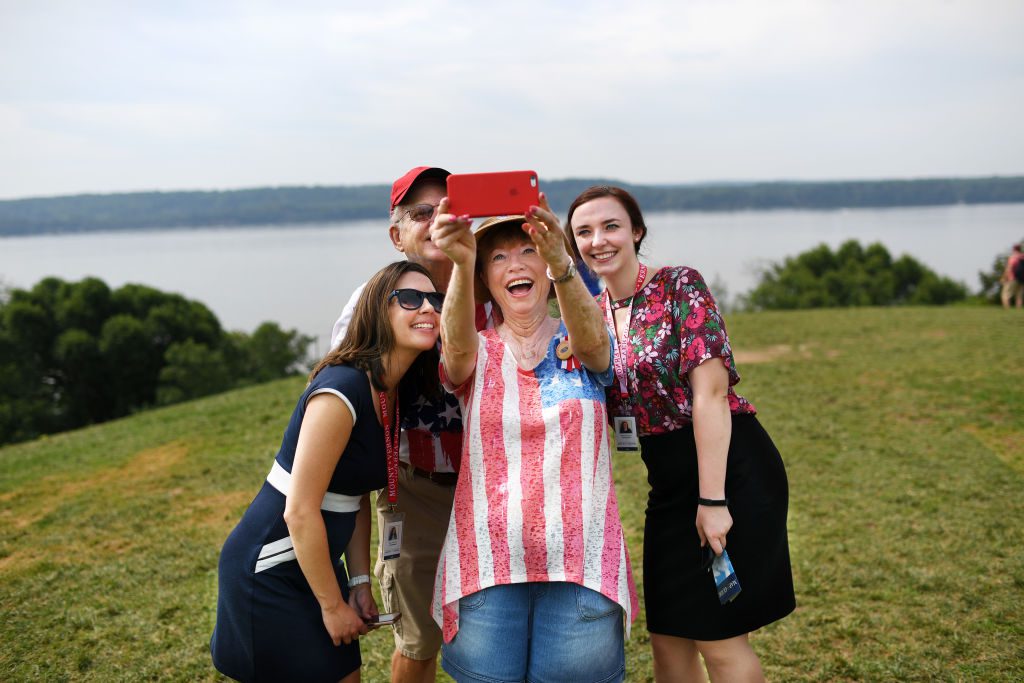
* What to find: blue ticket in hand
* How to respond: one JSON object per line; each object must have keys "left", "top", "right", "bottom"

{"left": 712, "top": 550, "right": 741, "bottom": 604}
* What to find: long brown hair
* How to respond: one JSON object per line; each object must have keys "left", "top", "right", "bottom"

{"left": 308, "top": 261, "right": 440, "bottom": 396}
{"left": 563, "top": 185, "right": 648, "bottom": 263}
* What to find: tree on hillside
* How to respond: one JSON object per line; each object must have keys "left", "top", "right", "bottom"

{"left": 0, "top": 277, "right": 313, "bottom": 446}
{"left": 741, "top": 240, "right": 967, "bottom": 310}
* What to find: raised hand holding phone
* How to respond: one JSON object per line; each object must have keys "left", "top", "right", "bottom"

{"left": 522, "top": 194, "right": 572, "bottom": 271}
{"left": 428, "top": 197, "right": 474, "bottom": 267}
{"left": 446, "top": 170, "right": 540, "bottom": 217}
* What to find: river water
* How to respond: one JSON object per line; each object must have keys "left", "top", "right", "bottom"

{"left": 2, "top": 203, "right": 1020, "bottom": 356}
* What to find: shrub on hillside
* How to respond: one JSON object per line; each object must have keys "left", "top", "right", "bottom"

{"left": 0, "top": 276, "right": 313, "bottom": 445}
{"left": 741, "top": 240, "right": 967, "bottom": 310}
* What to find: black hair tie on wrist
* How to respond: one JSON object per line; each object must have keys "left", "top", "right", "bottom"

{"left": 698, "top": 497, "right": 729, "bottom": 507}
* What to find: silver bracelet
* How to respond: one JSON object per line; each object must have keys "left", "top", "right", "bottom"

{"left": 546, "top": 260, "right": 576, "bottom": 284}
{"left": 347, "top": 574, "right": 370, "bottom": 588}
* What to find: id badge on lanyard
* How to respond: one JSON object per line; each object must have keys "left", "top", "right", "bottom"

{"left": 378, "top": 391, "right": 404, "bottom": 560}
{"left": 605, "top": 264, "right": 646, "bottom": 454}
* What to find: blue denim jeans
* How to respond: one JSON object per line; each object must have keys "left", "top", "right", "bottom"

{"left": 441, "top": 582, "right": 625, "bottom": 683}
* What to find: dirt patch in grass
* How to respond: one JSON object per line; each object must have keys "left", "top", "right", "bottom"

{"left": 962, "top": 425, "right": 1023, "bottom": 475}
{"left": 2, "top": 442, "right": 189, "bottom": 531}
{"left": 736, "top": 343, "right": 818, "bottom": 364}
{"left": 0, "top": 547, "right": 44, "bottom": 573}
{"left": 180, "top": 490, "right": 255, "bottom": 530}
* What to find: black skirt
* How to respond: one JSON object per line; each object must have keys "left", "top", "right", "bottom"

{"left": 640, "top": 414, "right": 795, "bottom": 640}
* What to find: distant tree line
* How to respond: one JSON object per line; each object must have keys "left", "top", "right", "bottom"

{"left": 741, "top": 240, "right": 968, "bottom": 310}
{"left": 0, "top": 277, "right": 312, "bottom": 446}
{"left": 2, "top": 176, "right": 1022, "bottom": 236}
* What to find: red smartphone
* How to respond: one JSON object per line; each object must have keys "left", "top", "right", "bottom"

{"left": 446, "top": 170, "right": 540, "bottom": 218}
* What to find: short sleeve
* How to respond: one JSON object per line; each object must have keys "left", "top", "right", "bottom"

{"left": 676, "top": 268, "right": 741, "bottom": 384}
{"left": 306, "top": 365, "right": 369, "bottom": 423}
{"left": 306, "top": 388, "right": 357, "bottom": 424}
{"left": 330, "top": 282, "right": 365, "bottom": 350}
{"left": 439, "top": 334, "right": 482, "bottom": 399}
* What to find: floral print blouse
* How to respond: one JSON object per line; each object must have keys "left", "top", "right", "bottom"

{"left": 599, "top": 266, "right": 756, "bottom": 436}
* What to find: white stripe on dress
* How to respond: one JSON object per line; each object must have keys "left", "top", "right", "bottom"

{"left": 469, "top": 338, "right": 495, "bottom": 588}
{"left": 584, "top": 403, "right": 612, "bottom": 587}
{"left": 265, "top": 461, "right": 362, "bottom": 513}
{"left": 255, "top": 536, "right": 297, "bottom": 574}
{"left": 502, "top": 347, "right": 527, "bottom": 582}
{"left": 541, "top": 402, "right": 565, "bottom": 576}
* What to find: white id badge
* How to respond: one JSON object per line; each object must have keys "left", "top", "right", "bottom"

{"left": 381, "top": 512, "right": 404, "bottom": 560}
{"left": 613, "top": 416, "right": 639, "bottom": 452}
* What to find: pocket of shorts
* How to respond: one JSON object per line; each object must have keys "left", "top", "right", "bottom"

{"left": 375, "top": 561, "right": 395, "bottom": 614}
{"left": 459, "top": 588, "right": 488, "bottom": 612}
{"left": 575, "top": 585, "right": 619, "bottom": 621}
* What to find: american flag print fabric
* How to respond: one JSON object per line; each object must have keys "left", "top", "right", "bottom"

{"left": 394, "top": 302, "right": 498, "bottom": 474}
{"left": 432, "top": 323, "right": 638, "bottom": 642}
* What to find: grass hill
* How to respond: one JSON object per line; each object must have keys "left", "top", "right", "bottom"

{"left": 1, "top": 307, "right": 1022, "bottom": 681}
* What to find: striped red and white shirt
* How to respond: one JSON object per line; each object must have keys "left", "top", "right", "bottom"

{"left": 432, "top": 324, "right": 638, "bottom": 641}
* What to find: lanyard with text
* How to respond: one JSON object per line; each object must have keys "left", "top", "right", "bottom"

{"left": 604, "top": 262, "right": 648, "bottom": 400}
{"left": 604, "top": 263, "right": 647, "bottom": 452}
{"left": 378, "top": 390, "right": 401, "bottom": 509}
{"left": 378, "top": 389, "right": 405, "bottom": 559}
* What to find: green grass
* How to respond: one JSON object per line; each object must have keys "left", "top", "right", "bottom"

{"left": 2, "top": 307, "right": 1022, "bottom": 681}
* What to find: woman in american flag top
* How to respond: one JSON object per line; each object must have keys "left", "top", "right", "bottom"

{"left": 428, "top": 194, "right": 638, "bottom": 683}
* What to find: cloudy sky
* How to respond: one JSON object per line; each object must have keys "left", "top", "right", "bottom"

{"left": 1, "top": 0, "right": 1022, "bottom": 199}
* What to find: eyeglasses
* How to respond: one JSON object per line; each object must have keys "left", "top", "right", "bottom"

{"left": 389, "top": 288, "right": 444, "bottom": 313}
{"left": 401, "top": 203, "right": 440, "bottom": 224}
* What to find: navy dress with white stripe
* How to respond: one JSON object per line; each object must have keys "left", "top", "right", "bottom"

{"left": 211, "top": 364, "right": 387, "bottom": 682}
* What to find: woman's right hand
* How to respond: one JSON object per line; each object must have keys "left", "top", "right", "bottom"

{"left": 429, "top": 197, "right": 475, "bottom": 266}
{"left": 696, "top": 504, "right": 733, "bottom": 556}
{"left": 321, "top": 598, "right": 369, "bottom": 646}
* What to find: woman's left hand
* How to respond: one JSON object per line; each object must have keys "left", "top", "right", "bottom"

{"left": 523, "top": 193, "right": 572, "bottom": 271}
{"left": 696, "top": 504, "right": 733, "bottom": 556}
{"left": 347, "top": 583, "right": 380, "bottom": 627}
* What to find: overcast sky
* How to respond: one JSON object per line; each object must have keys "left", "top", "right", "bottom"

{"left": 1, "top": 0, "right": 1022, "bottom": 199}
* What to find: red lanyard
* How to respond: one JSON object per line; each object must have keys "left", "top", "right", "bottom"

{"left": 378, "top": 390, "right": 400, "bottom": 508}
{"left": 604, "top": 263, "right": 647, "bottom": 399}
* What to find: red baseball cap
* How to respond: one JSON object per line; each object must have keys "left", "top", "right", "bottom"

{"left": 390, "top": 166, "right": 450, "bottom": 211}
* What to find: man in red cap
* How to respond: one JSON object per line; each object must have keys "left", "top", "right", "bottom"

{"left": 330, "top": 166, "right": 490, "bottom": 683}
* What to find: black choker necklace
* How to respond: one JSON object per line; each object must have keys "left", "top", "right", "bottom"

{"left": 610, "top": 296, "right": 633, "bottom": 311}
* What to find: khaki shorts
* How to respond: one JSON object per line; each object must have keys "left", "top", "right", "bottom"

{"left": 374, "top": 464, "right": 456, "bottom": 660}
{"left": 1002, "top": 279, "right": 1023, "bottom": 301}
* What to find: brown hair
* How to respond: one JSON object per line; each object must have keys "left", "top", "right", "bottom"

{"left": 563, "top": 185, "right": 648, "bottom": 263}
{"left": 474, "top": 219, "right": 554, "bottom": 306}
{"left": 308, "top": 261, "right": 439, "bottom": 396}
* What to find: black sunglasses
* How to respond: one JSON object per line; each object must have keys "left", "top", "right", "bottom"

{"left": 389, "top": 288, "right": 444, "bottom": 313}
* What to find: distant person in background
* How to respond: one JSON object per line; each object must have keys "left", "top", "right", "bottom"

{"left": 566, "top": 185, "right": 794, "bottom": 683}
{"left": 330, "top": 167, "right": 494, "bottom": 683}
{"left": 1001, "top": 243, "right": 1024, "bottom": 309}
{"left": 211, "top": 261, "right": 442, "bottom": 682}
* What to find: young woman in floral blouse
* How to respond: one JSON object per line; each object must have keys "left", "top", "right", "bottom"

{"left": 565, "top": 186, "right": 794, "bottom": 683}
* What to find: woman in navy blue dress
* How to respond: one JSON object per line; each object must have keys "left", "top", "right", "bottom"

{"left": 211, "top": 261, "right": 444, "bottom": 682}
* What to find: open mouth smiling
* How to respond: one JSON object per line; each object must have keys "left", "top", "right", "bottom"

{"left": 506, "top": 278, "right": 534, "bottom": 297}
